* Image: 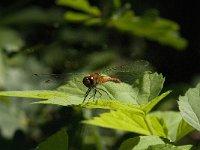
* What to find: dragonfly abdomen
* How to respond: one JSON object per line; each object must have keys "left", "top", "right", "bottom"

{"left": 100, "top": 77, "right": 121, "bottom": 84}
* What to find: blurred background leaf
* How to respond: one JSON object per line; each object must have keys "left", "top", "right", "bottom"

{"left": 35, "top": 128, "right": 68, "bottom": 150}
{"left": 109, "top": 10, "right": 188, "bottom": 50}
{"left": 0, "top": 102, "right": 27, "bottom": 138}
{"left": 0, "top": 28, "right": 24, "bottom": 52}
{"left": 0, "top": 7, "right": 63, "bottom": 25}
{"left": 57, "top": 0, "right": 101, "bottom": 16}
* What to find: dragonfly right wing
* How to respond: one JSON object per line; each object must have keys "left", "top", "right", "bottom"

{"left": 101, "top": 60, "right": 152, "bottom": 85}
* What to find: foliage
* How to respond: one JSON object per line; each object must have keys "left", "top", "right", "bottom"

{"left": 57, "top": 0, "right": 187, "bottom": 49}
{"left": 0, "top": 0, "right": 198, "bottom": 149}
{"left": 0, "top": 102, "right": 27, "bottom": 138}
{"left": 178, "top": 83, "right": 200, "bottom": 131}
{"left": 0, "top": 72, "right": 165, "bottom": 106}
{"left": 149, "top": 111, "right": 194, "bottom": 142}
{"left": 0, "top": 28, "right": 24, "bottom": 52}
{"left": 35, "top": 128, "right": 68, "bottom": 150}
{"left": 0, "top": 71, "right": 197, "bottom": 149}
{"left": 119, "top": 136, "right": 194, "bottom": 150}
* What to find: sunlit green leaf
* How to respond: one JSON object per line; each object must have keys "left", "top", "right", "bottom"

{"left": 0, "top": 72, "right": 168, "bottom": 110}
{"left": 176, "top": 119, "right": 194, "bottom": 142}
{"left": 119, "top": 136, "right": 167, "bottom": 150}
{"left": 178, "top": 83, "right": 200, "bottom": 131}
{"left": 142, "top": 91, "right": 171, "bottom": 113}
{"left": 149, "top": 111, "right": 194, "bottom": 142}
{"left": 0, "top": 76, "right": 138, "bottom": 106}
{"left": 147, "top": 144, "right": 193, "bottom": 150}
{"left": 35, "top": 128, "right": 68, "bottom": 150}
{"left": 84, "top": 110, "right": 167, "bottom": 138}
{"left": 119, "top": 135, "right": 194, "bottom": 150}
{"left": 0, "top": 90, "right": 69, "bottom": 99}
{"left": 82, "top": 100, "right": 144, "bottom": 115}
{"left": 57, "top": 0, "right": 101, "bottom": 16}
{"left": 133, "top": 72, "right": 165, "bottom": 104}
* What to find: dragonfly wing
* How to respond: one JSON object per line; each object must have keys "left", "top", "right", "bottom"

{"left": 32, "top": 72, "right": 87, "bottom": 88}
{"left": 102, "top": 60, "right": 150, "bottom": 74}
{"left": 101, "top": 60, "right": 152, "bottom": 84}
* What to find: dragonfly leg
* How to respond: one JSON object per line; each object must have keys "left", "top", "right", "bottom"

{"left": 93, "top": 89, "right": 97, "bottom": 102}
{"left": 95, "top": 87, "right": 112, "bottom": 100}
{"left": 83, "top": 88, "right": 91, "bottom": 103}
{"left": 89, "top": 89, "right": 97, "bottom": 102}
{"left": 94, "top": 89, "right": 103, "bottom": 104}
{"left": 96, "top": 90, "right": 102, "bottom": 99}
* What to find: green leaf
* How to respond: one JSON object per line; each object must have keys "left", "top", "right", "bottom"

{"left": 142, "top": 91, "right": 171, "bottom": 113}
{"left": 178, "top": 83, "right": 200, "bottom": 131}
{"left": 0, "top": 90, "right": 69, "bottom": 99}
{"left": 119, "top": 136, "right": 166, "bottom": 150}
{"left": 0, "top": 72, "right": 168, "bottom": 113}
{"left": 0, "top": 7, "right": 62, "bottom": 25}
{"left": 0, "top": 83, "right": 126, "bottom": 107}
{"left": 0, "top": 28, "right": 24, "bottom": 52}
{"left": 113, "top": 0, "right": 121, "bottom": 10}
{"left": 82, "top": 100, "right": 144, "bottom": 115}
{"left": 57, "top": 0, "right": 101, "bottom": 16}
{"left": 147, "top": 144, "right": 193, "bottom": 150}
{"left": 64, "top": 11, "right": 92, "bottom": 22}
{"left": 0, "top": 76, "right": 136, "bottom": 106}
{"left": 149, "top": 111, "right": 194, "bottom": 142}
{"left": 84, "top": 17, "right": 102, "bottom": 26}
{"left": 0, "top": 103, "right": 27, "bottom": 138}
{"left": 84, "top": 110, "right": 167, "bottom": 138}
{"left": 119, "top": 136, "right": 194, "bottom": 150}
{"left": 132, "top": 72, "right": 165, "bottom": 104}
{"left": 0, "top": 49, "right": 6, "bottom": 87}
{"left": 109, "top": 10, "right": 187, "bottom": 50}
{"left": 0, "top": 72, "right": 167, "bottom": 110}
{"left": 176, "top": 119, "right": 194, "bottom": 142}
{"left": 35, "top": 128, "right": 68, "bottom": 150}
{"left": 35, "top": 76, "right": 141, "bottom": 105}
{"left": 0, "top": 90, "right": 81, "bottom": 106}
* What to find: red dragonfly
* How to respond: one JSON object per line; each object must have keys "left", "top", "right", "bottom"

{"left": 82, "top": 72, "right": 121, "bottom": 102}
{"left": 34, "top": 60, "right": 149, "bottom": 102}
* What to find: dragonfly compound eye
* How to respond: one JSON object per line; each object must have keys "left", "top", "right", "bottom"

{"left": 83, "top": 77, "right": 94, "bottom": 87}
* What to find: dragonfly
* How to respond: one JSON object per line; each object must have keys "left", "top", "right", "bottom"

{"left": 34, "top": 60, "right": 150, "bottom": 103}
{"left": 82, "top": 72, "right": 121, "bottom": 102}
{"left": 34, "top": 71, "right": 122, "bottom": 102}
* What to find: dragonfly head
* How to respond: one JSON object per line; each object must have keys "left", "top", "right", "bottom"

{"left": 83, "top": 76, "right": 95, "bottom": 88}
